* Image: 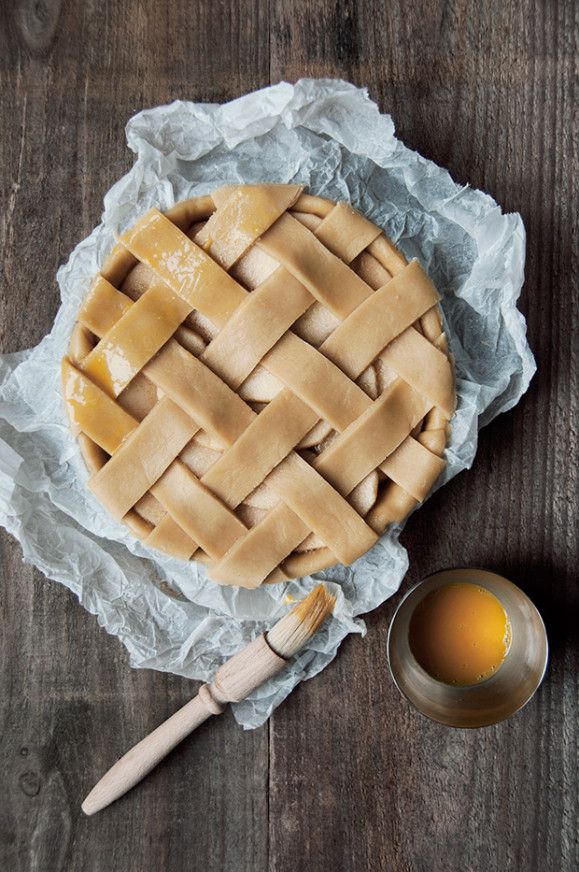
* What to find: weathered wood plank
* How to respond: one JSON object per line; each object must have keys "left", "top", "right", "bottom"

{"left": 0, "top": 1, "right": 270, "bottom": 871}
{"left": 269, "top": 1, "right": 578, "bottom": 871}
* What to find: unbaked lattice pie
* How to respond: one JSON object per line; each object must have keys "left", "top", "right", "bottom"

{"left": 62, "top": 185, "right": 455, "bottom": 587}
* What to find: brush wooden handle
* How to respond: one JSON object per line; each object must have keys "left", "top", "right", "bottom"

{"left": 82, "top": 635, "right": 286, "bottom": 815}
{"left": 82, "top": 687, "right": 223, "bottom": 815}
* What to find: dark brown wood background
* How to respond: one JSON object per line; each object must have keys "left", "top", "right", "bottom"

{"left": 1, "top": 1, "right": 577, "bottom": 870}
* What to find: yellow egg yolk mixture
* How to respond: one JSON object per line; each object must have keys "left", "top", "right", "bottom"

{"left": 409, "top": 582, "right": 512, "bottom": 686}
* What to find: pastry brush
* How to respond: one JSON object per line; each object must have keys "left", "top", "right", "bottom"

{"left": 82, "top": 583, "right": 335, "bottom": 815}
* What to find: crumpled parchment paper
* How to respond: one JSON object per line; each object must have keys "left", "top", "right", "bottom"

{"left": 0, "top": 79, "right": 536, "bottom": 728}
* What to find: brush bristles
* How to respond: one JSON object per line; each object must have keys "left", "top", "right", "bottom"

{"left": 267, "top": 585, "right": 336, "bottom": 659}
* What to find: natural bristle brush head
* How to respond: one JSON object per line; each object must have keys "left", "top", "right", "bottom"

{"left": 266, "top": 584, "right": 336, "bottom": 659}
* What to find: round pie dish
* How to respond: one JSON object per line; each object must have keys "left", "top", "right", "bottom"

{"left": 62, "top": 185, "right": 455, "bottom": 587}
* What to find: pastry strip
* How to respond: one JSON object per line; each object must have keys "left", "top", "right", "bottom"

{"left": 262, "top": 331, "right": 370, "bottom": 431}
{"left": 379, "top": 436, "right": 446, "bottom": 502}
{"left": 61, "top": 358, "right": 137, "bottom": 453}
{"left": 265, "top": 452, "right": 378, "bottom": 564}
{"left": 201, "top": 392, "right": 317, "bottom": 507}
{"left": 144, "top": 340, "right": 255, "bottom": 447}
{"left": 321, "top": 260, "right": 440, "bottom": 378}
{"left": 314, "top": 379, "right": 433, "bottom": 495}
{"left": 88, "top": 397, "right": 199, "bottom": 519}
{"left": 314, "top": 201, "right": 382, "bottom": 261}
{"left": 196, "top": 184, "right": 303, "bottom": 269}
{"left": 258, "top": 213, "right": 372, "bottom": 318}
{"left": 144, "top": 514, "right": 198, "bottom": 561}
{"left": 120, "top": 210, "right": 246, "bottom": 328}
{"left": 78, "top": 276, "right": 132, "bottom": 336}
{"left": 208, "top": 504, "right": 309, "bottom": 587}
{"left": 200, "top": 268, "right": 312, "bottom": 389}
{"left": 151, "top": 463, "right": 248, "bottom": 560}
{"left": 81, "top": 282, "right": 192, "bottom": 396}
{"left": 380, "top": 327, "right": 455, "bottom": 417}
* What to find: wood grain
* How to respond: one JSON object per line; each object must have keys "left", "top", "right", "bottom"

{"left": 0, "top": 1, "right": 577, "bottom": 870}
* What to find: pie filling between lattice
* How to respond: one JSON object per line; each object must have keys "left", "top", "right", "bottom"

{"left": 62, "top": 185, "right": 455, "bottom": 588}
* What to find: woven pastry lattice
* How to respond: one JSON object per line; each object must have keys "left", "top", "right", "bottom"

{"left": 63, "top": 185, "right": 455, "bottom": 587}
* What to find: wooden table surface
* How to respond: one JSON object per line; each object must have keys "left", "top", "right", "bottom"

{"left": 1, "top": 1, "right": 577, "bottom": 870}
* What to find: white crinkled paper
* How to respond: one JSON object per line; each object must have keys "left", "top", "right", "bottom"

{"left": 0, "top": 80, "right": 535, "bottom": 728}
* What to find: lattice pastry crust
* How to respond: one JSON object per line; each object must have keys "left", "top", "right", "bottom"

{"left": 62, "top": 186, "right": 455, "bottom": 587}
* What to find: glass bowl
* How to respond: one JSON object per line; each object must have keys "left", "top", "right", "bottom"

{"left": 387, "top": 568, "right": 549, "bottom": 728}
